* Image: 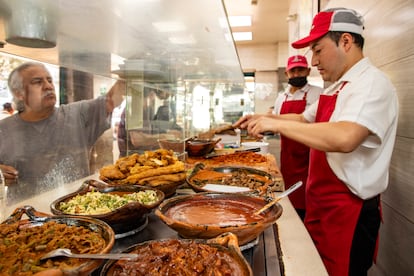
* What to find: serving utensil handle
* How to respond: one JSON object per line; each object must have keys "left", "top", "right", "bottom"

{"left": 69, "top": 252, "right": 139, "bottom": 260}
{"left": 255, "top": 181, "right": 303, "bottom": 215}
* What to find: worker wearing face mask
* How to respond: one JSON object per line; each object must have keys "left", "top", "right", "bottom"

{"left": 272, "top": 55, "right": 323, "bottom": 220}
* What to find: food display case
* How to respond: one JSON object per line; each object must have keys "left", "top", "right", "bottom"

{"left": 0, "top": 0, "right": 250, "bottom": 155}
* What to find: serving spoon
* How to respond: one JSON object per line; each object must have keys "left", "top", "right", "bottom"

{"left": 40, "top": 248, "right": 139, "bottom": 261}
{"left": 255, "top": 181, "right": 303, "bottom": 215}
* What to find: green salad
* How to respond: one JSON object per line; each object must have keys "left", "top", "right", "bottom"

{"left": 59, "top": 189, "right": 159, "bottom": 215}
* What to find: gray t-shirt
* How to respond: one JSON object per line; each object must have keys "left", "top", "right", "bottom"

{"left": 0, "top": 96, "right": 110, "bottom": 202}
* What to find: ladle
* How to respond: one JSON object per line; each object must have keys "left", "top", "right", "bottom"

{"left": 40, "top": 248, "right": 138, "bottom": 261}
{"left": 255, "top": 181, "right": 303, "bottom": 215}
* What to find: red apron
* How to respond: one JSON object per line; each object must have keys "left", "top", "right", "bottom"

{"left": 280, "top": 92, "right": 309, "bottom": 210}
{"left": 305, "top": 82, "right": 363, "bottom": 276}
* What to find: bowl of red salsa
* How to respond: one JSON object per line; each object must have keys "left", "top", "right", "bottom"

{"left": 155, "top": 192, "right": 283, "bottom": 245}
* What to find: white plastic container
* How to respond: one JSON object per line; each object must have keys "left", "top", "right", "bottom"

{"left": 214, "top": 129, "right": 241, "bottom": 146}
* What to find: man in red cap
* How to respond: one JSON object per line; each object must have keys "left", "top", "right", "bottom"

{"left": 272, "top": 55, "right": 322, "bottom": 220}
{"left": 234, "top": 7, "right": 398, "bottom": 275}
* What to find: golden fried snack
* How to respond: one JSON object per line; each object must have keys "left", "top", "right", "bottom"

{"left": 129, "top": 164, "right": 153, "bottom": 175}
{"left": 116, "top": 153, "right": 139, "bottom": 173}
{"left": 99, "top": 149, "right": 186, "bottom": 187}
{"left": 140, "top": 158, "right": 169, "bottom": 167}
{"left": 136, "top": 172, "right": 187, "bottom": 186}
{"left": 120, "top": 162, "right": 185, "bottom": 185}
{"left": 138, "top": 149, "right": 176, "bottom": 166}
{"left": 140, "top": 179, "right": 171, "bottom": 186}
{"left": 99, "top": 164, "right": 126, "bottom": 180}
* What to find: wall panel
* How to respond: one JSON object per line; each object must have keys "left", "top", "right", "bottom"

{"left": 381, "top": 55, "right": 414, "bottom": 138}
{"left": 371, "top": 203, "right": 414, "bottom": 275}
{"left": 364, "top": 0, "right": 414, "bottom": 67}
{"left": 384, "top": 136, "right": 414, "bottom": 221}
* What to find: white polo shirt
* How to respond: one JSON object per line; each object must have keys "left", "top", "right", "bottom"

{"left": 273, "top": 83, "right": 323, "bottom": 115}
{"left": 303, "top": 58, "right": 399, "bottom": 199}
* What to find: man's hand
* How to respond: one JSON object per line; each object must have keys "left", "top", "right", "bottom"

{"left": 233, "top": 114, "right": 266, "bottom": 129}
{"left": 245, "top": 116, "right": 281, "bottom": 138}
{"left": 106, "top": 80, "right": 126, "bottom": 113}
{"left": 0, "top": 164, "right": 18, "bottom": 185}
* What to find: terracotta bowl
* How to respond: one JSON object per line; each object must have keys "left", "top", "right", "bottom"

{"left": 185, "top": 138, "right": 221, "bottom": 157}
{"left": 155, "top": 192, "right": 283, "bottom": 245}
{"left": 186, "top": 164, "right": 277, "bottom": 195}
{"left": 158, "top": 138, "right": 185, "bottom": 153}
{"left": 1, "top": 206, "right": 114, "bottom": 275}
{"left": 50, "top": 181, "right": 165, "bottom": 235}
{"left": 100, "top": 232, "right": 253, "bottom": 276}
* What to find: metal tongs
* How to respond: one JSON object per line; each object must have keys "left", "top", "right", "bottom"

{"left": 255, "top": 181, "right": 303, "bottom": 215}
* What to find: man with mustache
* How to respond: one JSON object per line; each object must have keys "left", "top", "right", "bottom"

{"left": 0, "top": 62, "right": 124, "bottom": 202}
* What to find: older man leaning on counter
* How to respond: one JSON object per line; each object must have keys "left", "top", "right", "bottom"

{"left": 0, "top": 62, "right": 125, "bottom": 203}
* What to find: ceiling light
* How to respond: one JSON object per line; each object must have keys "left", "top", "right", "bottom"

{"left": 228, "top": 16, "right": 252, "bottom": 27}
{"left": 232, "top": 32, "right": 252, "bottom": 41}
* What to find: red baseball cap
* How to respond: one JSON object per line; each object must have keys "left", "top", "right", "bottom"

{"left": 286, "top": 55, "right": 308, "bottom": 71}
{"left": 292, "top": 8, "right": 364, "bottom": 49}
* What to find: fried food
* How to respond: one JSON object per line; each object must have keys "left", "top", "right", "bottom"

{"left": 120, "top": 162, "right": 185, "bottom": 185}
{"left": 99, "top": 164, "right": 126, "bottom": 180}
{"left": 99, "top": 149, "right": 185, "bottom": 187}
{"left": 130, "top": 165, "right": 153, "bottom": 175}
{"left": 136, "top": 172, "right": 187, "bottom": 186}
{"left": 116, "top": 153, "right": 139, "bottom": 173}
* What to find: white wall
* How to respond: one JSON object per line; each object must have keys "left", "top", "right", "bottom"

{"left": 236, "top": 43, "right": 289, "bottom": 114}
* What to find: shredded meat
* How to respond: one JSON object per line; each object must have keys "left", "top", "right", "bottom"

{"left": 0, "top": 221, "right": 106, "bottom": 275}
{"left": 110, "top": 240, "right": 245, "bottom": 276}
{"left": 190, "top": 168, "right": 277, "bottom": 194}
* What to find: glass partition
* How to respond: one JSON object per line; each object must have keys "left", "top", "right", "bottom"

{"left": 0, "top": 0, "right": 245, "bottom": 156}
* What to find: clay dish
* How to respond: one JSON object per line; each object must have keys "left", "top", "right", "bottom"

{"left": 155, "top": 192, "right": 283, "bottom": 245}
{"left": 1, "top": 206, "right": 115, "bottom": 275}
{"left": 185, "top": 138, "right": 221, "bottom": 157}
{"left": 100, "top": 232, "right": 253, "bottom": 276}
{"left": 50, "top": 181, "right": 165, "bottom": 235}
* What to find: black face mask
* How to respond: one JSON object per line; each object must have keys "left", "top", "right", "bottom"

{"left": 288, "top": 76, "right": 308, "bottom": 87}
